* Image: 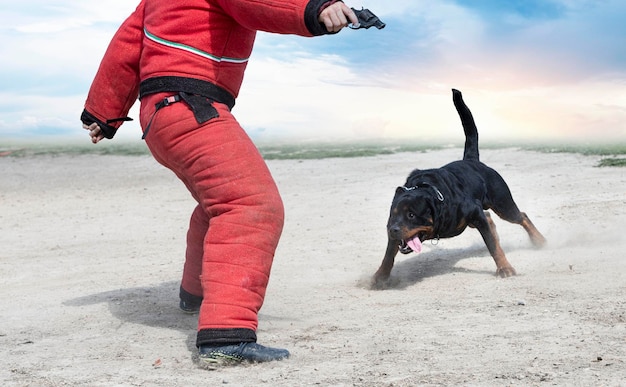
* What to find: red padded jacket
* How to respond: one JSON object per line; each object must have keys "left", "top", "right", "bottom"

{"left": 82, "top": 0, "right": 335, "bottom": 138}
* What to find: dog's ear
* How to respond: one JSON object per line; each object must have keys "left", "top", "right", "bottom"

{"left": 395, "top": 186, "right": 406, "bottom": 194}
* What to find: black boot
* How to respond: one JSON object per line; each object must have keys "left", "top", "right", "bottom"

{"left": 179, "top": 286, "right": 202, "bottom": 313}
{"left": 198, "top": 342, "right": 290, "bottom": 365}
{"left": 179, "top": 298, "right": 201, "bottom": 313}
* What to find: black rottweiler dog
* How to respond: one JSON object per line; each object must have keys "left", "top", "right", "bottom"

{"left": 373, "top": 89, "right": 546, "bottom": 287}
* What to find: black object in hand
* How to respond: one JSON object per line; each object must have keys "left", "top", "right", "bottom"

{"left": 350, "top": 7, "right": 386, "bottom": 30}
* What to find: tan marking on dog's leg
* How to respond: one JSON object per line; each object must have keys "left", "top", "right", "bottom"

{"left": 493, "top": 244, "right": 516, "bottom": 278}
{"left": 480, "top": 211, "right": 516, "bottom": 277}
{"left": 484, "top": 212, "right": 500, "bottom": 243}
{"left": 520, "top": 212, "right": 546, "bottom": 248}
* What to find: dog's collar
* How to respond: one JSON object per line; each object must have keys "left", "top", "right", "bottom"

{"left": 401, "top": 182, "right": 445, "bottom": 202}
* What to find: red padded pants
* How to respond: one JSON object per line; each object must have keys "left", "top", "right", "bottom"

{"left": 140, "top": 92, "right": 284, "bottom": 339}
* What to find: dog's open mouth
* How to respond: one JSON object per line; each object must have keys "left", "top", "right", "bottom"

{"left": 399, "top": 233, "right": 424, "bottom": 254}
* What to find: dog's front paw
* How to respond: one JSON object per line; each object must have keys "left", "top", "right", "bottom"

{"left": 496, "top": 265, "right": 517, "bottom": 278}
{"left": 371, "top": 272, "right": 397, "bottom": 290}
{"left": 371, "top": 274, "right": 388, "bottom": 290}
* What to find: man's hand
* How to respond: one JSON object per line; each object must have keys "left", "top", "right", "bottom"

{"left": 318, "top": 2, "right": 358, "bottom": 33}
{"left": 83, "top": 122, "right": 105, "bottom": 144}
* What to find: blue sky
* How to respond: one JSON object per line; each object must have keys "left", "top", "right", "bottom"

{"left": 1, "top": 0, "right": 625, "bottom": 143}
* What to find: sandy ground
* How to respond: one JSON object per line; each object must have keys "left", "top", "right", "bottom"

{"left": 1, "top": 147, "right": 625, "bottom": 387}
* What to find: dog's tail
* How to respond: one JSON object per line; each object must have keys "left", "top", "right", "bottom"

{"left": 452, "top": 89, "right": 479, "bottom": 162}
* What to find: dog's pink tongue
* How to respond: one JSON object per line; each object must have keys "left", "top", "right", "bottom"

{"left": 407, "top": 236, "right": 422, "bottom": 253}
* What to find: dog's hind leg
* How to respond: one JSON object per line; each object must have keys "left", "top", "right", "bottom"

{"left": 493, "top": 208, "right": 546, "bottom": 248}
{"left": 517, "top": 212, "right": 546, "bottom": 247}
{"left": 484, "top": 170, "right": 547, "bottom": 248}
{"left": 491, "top": 199, "right": 546, "bottom": 248}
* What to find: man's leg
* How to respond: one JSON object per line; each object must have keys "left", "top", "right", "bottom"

{"left": 142, "top": 95, "right": 287, "bottom": 364}
{"left": 179, "top": 204, "right": 207, "bottom": 313}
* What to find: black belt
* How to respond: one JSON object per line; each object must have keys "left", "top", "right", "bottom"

{"left": 139, "top": 76, "right": 236, "bottom": 139}
{"left": 139, "top": 76, "right": 235, "bottom": 109}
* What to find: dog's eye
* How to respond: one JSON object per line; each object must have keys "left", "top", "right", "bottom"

{"left": 407, "top": 212, "right": 415, "bottom": 219}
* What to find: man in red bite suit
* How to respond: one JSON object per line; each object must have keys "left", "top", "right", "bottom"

{"left": 80, "top": 0, "right": 359, "bottom": 366}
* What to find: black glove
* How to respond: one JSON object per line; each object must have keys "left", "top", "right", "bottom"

{"left": 80, "top": 109, "right": 132, "bottom": 139}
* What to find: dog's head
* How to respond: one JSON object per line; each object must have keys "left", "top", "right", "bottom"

{"left": 387, "top": 183, "right": 444, "bottom": 254}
